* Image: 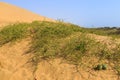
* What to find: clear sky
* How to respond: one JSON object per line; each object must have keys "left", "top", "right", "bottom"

{"left": 2, "top": 0, "right": 120, "bottom": 27}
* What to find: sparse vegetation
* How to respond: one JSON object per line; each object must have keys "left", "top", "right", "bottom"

{"left": 80, "top": 27, "right": 120, "bottom": 38}
{"left": 30, "top": 21, "right": 81, "bottom": 64}
{"left": 115, "top": 65, "right": 120, "bottom": 75}
{"left": 60, "top": 33, "right": 96, "bottom": 65}
{"left": 0, "top": 23, "right": 29, "bottom": 46}
{"left": 0, "top": 21, "right": 120, "bottom": 76}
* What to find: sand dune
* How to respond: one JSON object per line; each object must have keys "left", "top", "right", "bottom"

{"left": 0, "top": 2, "right": 54, "bottom": 27}
{"left": 0, "top": 2, "right": 119, "bottom": 80}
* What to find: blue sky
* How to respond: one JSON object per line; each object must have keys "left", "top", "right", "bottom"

{"left": 2, "top": 0, "right": 120, "bottom": 27}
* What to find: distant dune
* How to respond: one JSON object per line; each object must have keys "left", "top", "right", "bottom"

{"left": 0, "top": 2, "right": 55, "bottom": 26}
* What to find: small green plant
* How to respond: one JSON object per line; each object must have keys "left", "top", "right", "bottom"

{"left": 102, "top": 64, "right": 107, "bottom": 70}
{"left": 94, "top": 64, "right": 107, "bottom": 70}
{"left": 94, "top": 64, "right": 103, "bottom": 70}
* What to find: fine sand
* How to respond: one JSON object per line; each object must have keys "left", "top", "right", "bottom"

{"left": 0, "top": 2, "right": 119, "bottom": 80}
{"left": 0, "top": 39, "right": 118, "bottom": 80}
{"left": 0, "top": 2, "right": 55, "bottom": 27}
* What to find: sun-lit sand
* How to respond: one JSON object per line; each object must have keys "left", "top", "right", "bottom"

{"left": 0, "top": 2, "right": 119, "bottom": 80}
{"left": 0, "top": 2, "right": 54, "bottom": 27}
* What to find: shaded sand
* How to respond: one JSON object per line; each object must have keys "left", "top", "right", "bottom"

{"left": 0, "top": 2, "right": 55, "bottom": 27}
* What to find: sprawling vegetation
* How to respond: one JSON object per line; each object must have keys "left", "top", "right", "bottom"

{"left": 0, "top": 21, "right": 120, "bottom": 75}
{"left": 0, "top": 23, "right": 29, "bottom": 46}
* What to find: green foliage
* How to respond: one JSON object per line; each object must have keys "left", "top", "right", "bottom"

{"left": 80, "top": 28, "right": 120, "bottom": 38}
{"left": 0, "top": 21, "right": 120, "bottom": 76}
{"left": 60, "top": 34, "right": 96, "bottom": 65}
{"left": 94, "top": 64, "right": 107, "bottom": 70}
{"left": 0, "top": 23, "right": 29, "bottom": 45}
{"left": 30, "top": 21, "right": 81, "bottom": 63}
{"left": 110, "top": 45, "right": 120, "bottom": 62}
{"left": 98, "top": 48, "right": 111, "bottom": 60}
{"left": 75, "top": 41, "right": 86, "bottom": 53}
{"left": 102, "top": 64, "right": 107, "bottom": 70}
{"left": 96, "top": 44, "right": 120, "bottom": 63}
{"left": 94, "top": 64, "right": 103, "bottom": 70}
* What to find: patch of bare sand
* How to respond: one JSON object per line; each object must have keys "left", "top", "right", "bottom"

{"left": 0, "top": 38, "right": 34, "bottom": 80}
{"left": 35, "top": 59, "right": 118, "bottom": 80}
{"left": 0, "top": 2, "right": 55, "bottom": 27}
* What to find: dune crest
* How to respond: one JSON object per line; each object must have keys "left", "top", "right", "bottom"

{"left": 0, "top": 2, "right": 54, "bottom": 26}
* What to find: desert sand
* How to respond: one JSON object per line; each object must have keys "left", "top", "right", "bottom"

{"left": 0, "top": 2, "right": 54, "bottom": 27}
{"left": 0, "top": 2, "right": 119, "bottom": 80}
{"left": 0, "top": 38, "right": 118, "bottom": 80}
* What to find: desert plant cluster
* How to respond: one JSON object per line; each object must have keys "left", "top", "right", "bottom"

{"left": 0, "top": 21, "right": 120, "bottom": 76}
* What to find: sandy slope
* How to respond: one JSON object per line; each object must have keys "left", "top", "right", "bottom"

{"left": 0, "top": 37, "right": 119, "bottom": 80}
{"left": 0, "top": 38, "right": 34, "bottom": 80}
{"left": 0, "top": 2, "right": 55, "bottom": 27}
{"left": 35, "top": 59, "right": 118, "bottom": 80}
{"left": 0, "top": 2, "right": 119, "bottom": 80}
